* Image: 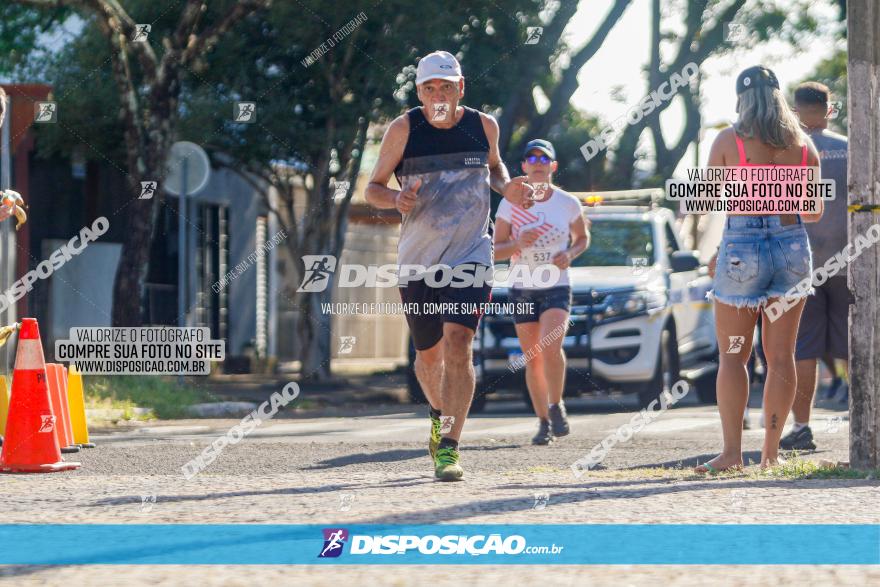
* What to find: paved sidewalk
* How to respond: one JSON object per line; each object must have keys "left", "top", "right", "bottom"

{"left": 3, "top": 565, "right": 877, "bottom": 586}
{"left": 2, "top": 403, "right": 875, "bottom": 585}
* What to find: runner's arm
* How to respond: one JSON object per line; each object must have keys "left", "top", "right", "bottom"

{"left": 493, "top": 217, "right": 519, "bottom": 261}
{"left": 365, "top": 116, "right": 409, "bottom": 209}
{"left": 480, "top": 113, "right": 534, "bottom": 208}
{"left": 801, "top": 138, "right": 824, "bottom": 223}
{"left": 565, "top": 213, "right": 590, "bottom": 261}
{"left": 481, "top": 113, "right": 510, "bottom": 193}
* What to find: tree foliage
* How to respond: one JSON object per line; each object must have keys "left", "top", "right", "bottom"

{"left": 0, "top": 4, "right": 70, "bottom": 75}
{"left": 6, "top": 0, "right": 271, "bottom": 329}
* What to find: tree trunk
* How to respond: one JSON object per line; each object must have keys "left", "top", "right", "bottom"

{"left": 847, "top": 0, "right": 880, "bottom": 469}
{"left": 110, "top": 194, "right": 155, "bottom": 326}
{"left": 13, "top": 0, "right": 266, "bottom": 327}
{"left": 110, "top": 114, "right": 175, "bottom": 326}
{"left": 294, "top": 288, "right": 333, "bottom": 381}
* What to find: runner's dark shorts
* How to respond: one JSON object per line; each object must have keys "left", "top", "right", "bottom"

{"left": 399, "top": 264, "right": 492, "bottom": 351}
{"left": 795, "top": 275, "right": 850, "bottom": 360}
{"left": 508, "top": 286, "right": 572, "bottom": 324}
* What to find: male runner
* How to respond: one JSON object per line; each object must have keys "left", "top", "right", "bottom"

{"left": 365, "top": 50, "right": 534, "bottom": 481}
{"left": 780, "top": 82, "right": 850, "bottom": 450}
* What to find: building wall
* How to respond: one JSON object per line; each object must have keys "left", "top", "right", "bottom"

{"left": 23, "top": 149, "right": 416, "bottom": 367}
{"left": 331, "top": 222, "right": 408, "bottom": 360}
{"left": 25, "top": 155, "right": 264, "bottom": 357}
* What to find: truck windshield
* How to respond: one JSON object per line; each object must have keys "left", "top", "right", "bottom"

{"left": 572, "top": 218, "right": 654, "bottom": 267}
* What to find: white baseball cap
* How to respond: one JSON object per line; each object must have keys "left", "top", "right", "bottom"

{"left": 416, "top": 51, "right": 463, "bottom": 85}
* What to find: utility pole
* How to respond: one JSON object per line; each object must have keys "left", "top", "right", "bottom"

{"left": 0, "top": 91, "right": 12, "bottom": 375}
{"left": 848, "top": 0, "right": 880, "bottom": 469}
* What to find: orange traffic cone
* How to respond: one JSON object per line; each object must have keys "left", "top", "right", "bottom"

{"left": 58, "top": 365, "right": 79, "bottom": 450}
{"left": 46, "top": 364, "right": 80, "bottom": 453}
{"left": 0, "top": 318, "right": 80, "bottom": 472}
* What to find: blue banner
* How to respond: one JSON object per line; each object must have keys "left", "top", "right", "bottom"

{"left": 0, "top": 524, "right": 877, "bottom": 565}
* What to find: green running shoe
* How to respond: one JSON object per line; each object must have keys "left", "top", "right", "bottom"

{"left": 434, "top": 446, "right": 463, "bottom": 481}
{"left": 429, "top": 413, "right": 442, "bottom": 459}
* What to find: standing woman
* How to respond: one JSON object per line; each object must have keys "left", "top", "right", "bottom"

{"left": 699, "top": 66, "right": 822, "bottom": 472}
{"left": 494, "top": 139, "right": 590, "bottom": 445}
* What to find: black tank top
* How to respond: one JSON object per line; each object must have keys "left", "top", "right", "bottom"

{"left": 395, "top": 106, "right": 489, "bottom": 172}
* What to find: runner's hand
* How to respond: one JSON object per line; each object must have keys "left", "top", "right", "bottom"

{"left": 516, "top": 228, "right": 541, "bottom": 249}
{"left": 502, "top": 176, "right": 535, "bottom": 209}
{"left": 552, "top": 250, "right": 571, "bottom": 270}
{"left": 0, "top": 189, "right": 22, "bottom": 223}
{"left": 395, "top": 178, "right": 421, "bottom": 214}
{"left": 708, "top": 252, "right": 718, "bottom": 278}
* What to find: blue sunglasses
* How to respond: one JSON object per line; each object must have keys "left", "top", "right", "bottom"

{"left": 526, "top": 154, "right": 553, "bottom": 164}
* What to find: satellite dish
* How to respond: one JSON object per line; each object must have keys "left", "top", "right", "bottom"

{"left": 164, "top": 141, "right": 211, "bottom": 196}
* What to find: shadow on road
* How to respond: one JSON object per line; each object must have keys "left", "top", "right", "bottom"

{"left": 87, "top": 476, "right": 434, "bottom": 508}
{"left": 304, "top": 448, "right": 426, "bottom": 469}
{"left": 360, "top": 475, "right": 876, "bottom": 525}
{"left": 623, "top": 451, "right": 764, "bottom": 470}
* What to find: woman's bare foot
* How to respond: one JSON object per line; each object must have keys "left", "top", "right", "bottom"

{"left": 694, "top": 453, "right": 744, "bottom": 474}
{"left": 760, "top": 454, "right": 787, "bottom": 469}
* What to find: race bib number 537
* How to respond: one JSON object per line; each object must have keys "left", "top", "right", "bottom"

{"left": 525, "top": 247, "right": 555, "bottom": 270}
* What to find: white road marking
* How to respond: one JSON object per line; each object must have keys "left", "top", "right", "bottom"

{"left": 599, "top": 417, "right": 719, "bottom": 435}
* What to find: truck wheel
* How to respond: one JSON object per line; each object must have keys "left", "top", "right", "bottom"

{"left": 695, "top": 370, "right": 718, "bottom": 404}
{"left": 522, "top": 385, "right": 535, "bottom": 413}
{"left": 637, "top": 328, "right": 679, "bottom": 409}
{"left": 406, "top": 342, "right": 427, "bottom": 404}
{"left": 470, "top": 391, "right": 487, "bottom": 413}
{"left": 406, "top": 361, "right": 427, "bottom": 404}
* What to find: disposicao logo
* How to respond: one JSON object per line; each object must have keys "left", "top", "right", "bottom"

{"left": 317, "top": 530, "right": 563, "bottom": 560}
{"left": 318, "top": 528, "right": 348, "bottom": 558}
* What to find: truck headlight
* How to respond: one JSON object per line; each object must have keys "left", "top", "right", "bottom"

{"left": 603, "top": 291, "right": 664, "bottom": 318}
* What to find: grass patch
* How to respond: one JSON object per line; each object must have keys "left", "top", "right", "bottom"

{"left": 575, "top": 467, "right": 710, "bottom": 481}
{"left": 541, "top": 458, "right": 879, "bottom": 482}
{"left": 525, "top": 465, "right": 566, "bottom": 474}
{"left": 84, "top": 394, "right": 142, "bottom": 421}
{"left": 296, "top": 398, "right": 320, "bottom": 410}
{"left": 85, "top": 376, "right": 213, "bottom": 420}
{"left": 756, "top": 457, "right": 880, "bottom": 480}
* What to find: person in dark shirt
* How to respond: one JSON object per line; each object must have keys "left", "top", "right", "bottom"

{"left": 779, "top": 82, "right": 851, "bottom": 451}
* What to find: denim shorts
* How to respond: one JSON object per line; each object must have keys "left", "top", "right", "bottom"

{"left": 709, "top": 216, "right": 813, "bottom": 309}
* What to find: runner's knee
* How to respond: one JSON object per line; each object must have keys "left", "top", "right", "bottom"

{"left": 443, "top": 327, "right": 473, "bottom": 361}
